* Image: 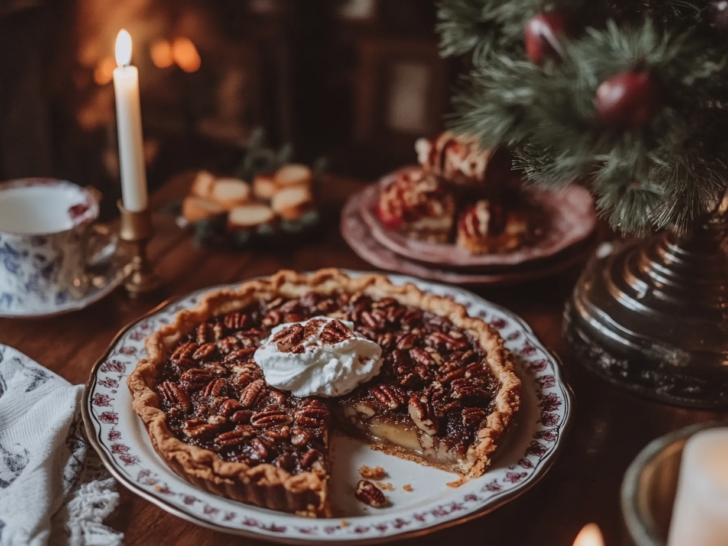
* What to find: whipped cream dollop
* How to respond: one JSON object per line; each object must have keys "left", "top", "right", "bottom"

{"left": 254, "top": 317, "right": 382, "bottom": 397}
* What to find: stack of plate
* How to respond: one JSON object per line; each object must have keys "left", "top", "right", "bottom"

{"left": 341, "top": 170, "right": 598, "bottom": 285}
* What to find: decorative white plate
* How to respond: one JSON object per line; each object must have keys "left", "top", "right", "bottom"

{"left": 83, "top": 272, "right": 573, "bottom": 543}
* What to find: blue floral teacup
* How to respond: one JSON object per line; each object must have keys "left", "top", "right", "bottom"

{"left": 0, "top": 178, "right": 114, "bottom": 313}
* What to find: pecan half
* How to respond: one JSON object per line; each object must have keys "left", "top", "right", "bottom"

{"left": 319, "top": 319, "right": 354, "bottom": 345}
{"left": 408, "top": 396, "right": 438, "bottom": 435}
{"left": 355, "top": 480, "right": 388, "bottom": 508}
{"left": 396, "top": 372, "right": 418, "bottom": 388}
{"left": 193, "top": 342, "right": 217, "bottom": 361}
{"left": 216, "top": 398, "right": 243, "bottom": 417}
{"left": 179, "top": 369, "right": 213, "bottom": 390}
{"left": 279, "top": 299, "right": 302, "bottom": 314}
{"left": 273, "top": 453, "right": 295, "bottom": 471}
{"left": 196, "top": 323, "right": 214, "bottom": 345}
{"left": 435, "top": 400, "right": 461, "bottom": 417}
{"left": 262, "top": 426, "right": 290, "bottom": 439}
{"left": 360, "top": 310, "right": 385, "bottom": 330}
{"left": 438, "top": 362, "right": 466, "bottom": 383}
{"left": 230, "top": 410, "right": 253, "bottom": 423}
{"left": 214, "top": 428, "right": 253, "bottom": 447}
{"left": 290, "top": 427, "right": 311, "bottom": 446}
{"left": 396, "top": 332, "right": 416, "bottom": 350}
{"left": 451, "top": 378, "right": 490, "bottom": 400}
{"left": 250, "top": 438, "right": 269, "bottom": 459}
{"left": 239, "top": 379, "right": 266, "bottom": 408}
{"left": 400, "top": 309, "right": 423, "bottom": 329}
{"left": 462, "top": 407, "right": 488, "bottom": 428}
{"left": 250, "top": 409, "right": 292, "bottom": 427}
{"left": 157, "top": 381, "right": 191, "bottom": 413}
{"left": 426, "top": 331, "right": 469, "bottom": 350}
{"left": 223, "top": 347, "right": 257, "bottom": 364}
{"left": 224, "top": 312, "right": 249, "bottom": 330}
{"left": 170, "top": 342, "right": 196, "bottom": 368}
{"left": 300, "top": 448, "right": 323, "bottom": 469}
{"left": 376, "top": 332, "right": 395, "bottom": 351}
{"left": 202, "top": 362, "right": 227, "bottom": 376}
{"left": 370, "top": 384, "right": 406, "bottom": 410}
{"left": 272, "top": 323, "right": 305, "bottom": 352}
{"left": 201, "top": 378, "right": 227, "bottom": 398}
{"left": 465, "top": 361, "right": 489, "bottom": 378}
{"left": 265, "top": 390, "right": 286, "bottom": 406}
{"left": 410, "top": 348, "right": 434, "bottom": 367}
{"left": 234, "top": 328, "right": 263, "bottom": 347}
{"left": 262, "top": 310, "right": 283, "bottom": 327}
{"left": 217, "top": 336, "right": 242, "bottom": 355}
{"left": 295, "top": 405, "right": 330, "bottom": 427}
{"left": 183, "top": 420, "right": 221, "bottom": 438}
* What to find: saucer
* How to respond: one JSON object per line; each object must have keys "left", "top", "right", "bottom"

{"left": 0, "top": 238, "right": 131, "bottom": 319}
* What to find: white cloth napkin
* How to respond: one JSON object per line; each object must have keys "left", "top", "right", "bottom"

{"left": 0, "top": 345, "right": 122, "bottom": 546}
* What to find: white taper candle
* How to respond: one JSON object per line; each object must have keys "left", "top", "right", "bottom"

{"left": 113, "top": 29, "right": 148, "bottom": 212}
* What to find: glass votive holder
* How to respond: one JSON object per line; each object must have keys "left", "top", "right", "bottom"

{"left": 620, "top": 422, "right": 728, "bottom": 546}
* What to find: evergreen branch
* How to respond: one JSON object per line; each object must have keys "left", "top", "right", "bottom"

{"left": 448, "top": 15, "right": 728, "bottom": 233}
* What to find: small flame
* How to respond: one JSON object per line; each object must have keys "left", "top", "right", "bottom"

{"left": 115, "top": 29, "right": 132, "bottom": 67}
{"left": 150, "top": 39, "right": 174, "bottom": 69}
{"left": 573, "top": 524, "right": 604, "bottom": 546}
{"left": 172, "top": 37, "right": 201, "bottom": 73}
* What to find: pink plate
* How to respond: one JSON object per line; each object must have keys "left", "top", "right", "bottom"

{"left": 360, "top": 171, "right": 596, "bottom": 270}
{"left": 83, "top": 273, "right": 573, "bottom": 543}
{"left": 342, "top": 191, "right": 595, "bottom": 286}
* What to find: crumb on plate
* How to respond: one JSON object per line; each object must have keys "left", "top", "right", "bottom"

{"left": 375, "top": 481, "right": 393, "bottom": 491}
{"left": 359, "top": 465, "right": 387, "bottom": 480}
{"left": 403, "top": 484, "right": 413, "bottom": 492}
{"left": 341, "top": 519, "right": 350, "bottom": 528}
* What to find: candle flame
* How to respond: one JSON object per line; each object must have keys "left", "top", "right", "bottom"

{"left": 573, "top": 524, "right": 604, "bottom": 546}
{"left": 115, "top": 29, "right": 132, "bottom": 67}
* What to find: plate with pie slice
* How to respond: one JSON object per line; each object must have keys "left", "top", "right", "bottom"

{"left": 342, "top": 193, "right": 596, "bottom": 285}
{"left": 360, "top": 172, "right": 597, "bottom": 271}
{"left": 83, "top": 269, "right": 573, "bottom": 543}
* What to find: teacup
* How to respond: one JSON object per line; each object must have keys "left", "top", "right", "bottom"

{"left": 0, "top": 178, "right": 115, "bottom": 313}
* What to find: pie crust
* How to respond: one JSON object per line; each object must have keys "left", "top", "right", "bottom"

{"left": 127, "top": 269, "right": 520, "bottom": 517}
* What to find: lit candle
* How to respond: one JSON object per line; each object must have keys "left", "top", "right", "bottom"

{"left": 113, "top": 29, "right": 148, "bottom": 212}
{"left": 668, "top": 428, "right": 728, "bottom": 546}
{"left": 573, "top": 524, "right": 604, "bottom": 546}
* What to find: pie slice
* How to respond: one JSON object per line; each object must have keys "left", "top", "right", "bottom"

{"left": 127, "top": 269, "right": 520, "bottom": 517}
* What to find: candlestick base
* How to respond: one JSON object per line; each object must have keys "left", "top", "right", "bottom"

{"left": 118, "top": 201, "right": 162, "bottom": 297}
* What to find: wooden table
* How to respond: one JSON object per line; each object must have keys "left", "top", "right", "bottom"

{"left": 1, "top": 174, "right": 723, "bottom": 546}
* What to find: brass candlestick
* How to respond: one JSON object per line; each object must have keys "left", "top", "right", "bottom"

{"left": 118, "top": 201, "right": 161, "bottom": 297}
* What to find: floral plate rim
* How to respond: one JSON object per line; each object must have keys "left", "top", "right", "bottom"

{"left": 82, "top": 271, "right": 574, "bottom": 544}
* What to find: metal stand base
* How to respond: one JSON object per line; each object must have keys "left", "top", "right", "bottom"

{"left": 564, "top": 222, "right": 728, "bottom": 409}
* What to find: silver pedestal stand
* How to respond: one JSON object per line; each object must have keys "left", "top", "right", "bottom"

{"left": 564, "top": 214, "right": 728, "bottom": 409}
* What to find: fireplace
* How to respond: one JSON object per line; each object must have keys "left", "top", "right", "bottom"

{"left": 0, "top": 0, "right": 455, "bottom": 216}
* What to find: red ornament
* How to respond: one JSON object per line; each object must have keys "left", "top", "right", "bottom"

{"left": 524, "top": 14, "right": 566, "bottom": 65}
{"left": 596, "top": 71, "right": 661, "bottom": 129}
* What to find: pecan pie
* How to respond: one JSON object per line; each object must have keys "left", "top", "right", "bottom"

{"left": 128, "top": 269, "right": 520, "bottom": 517}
